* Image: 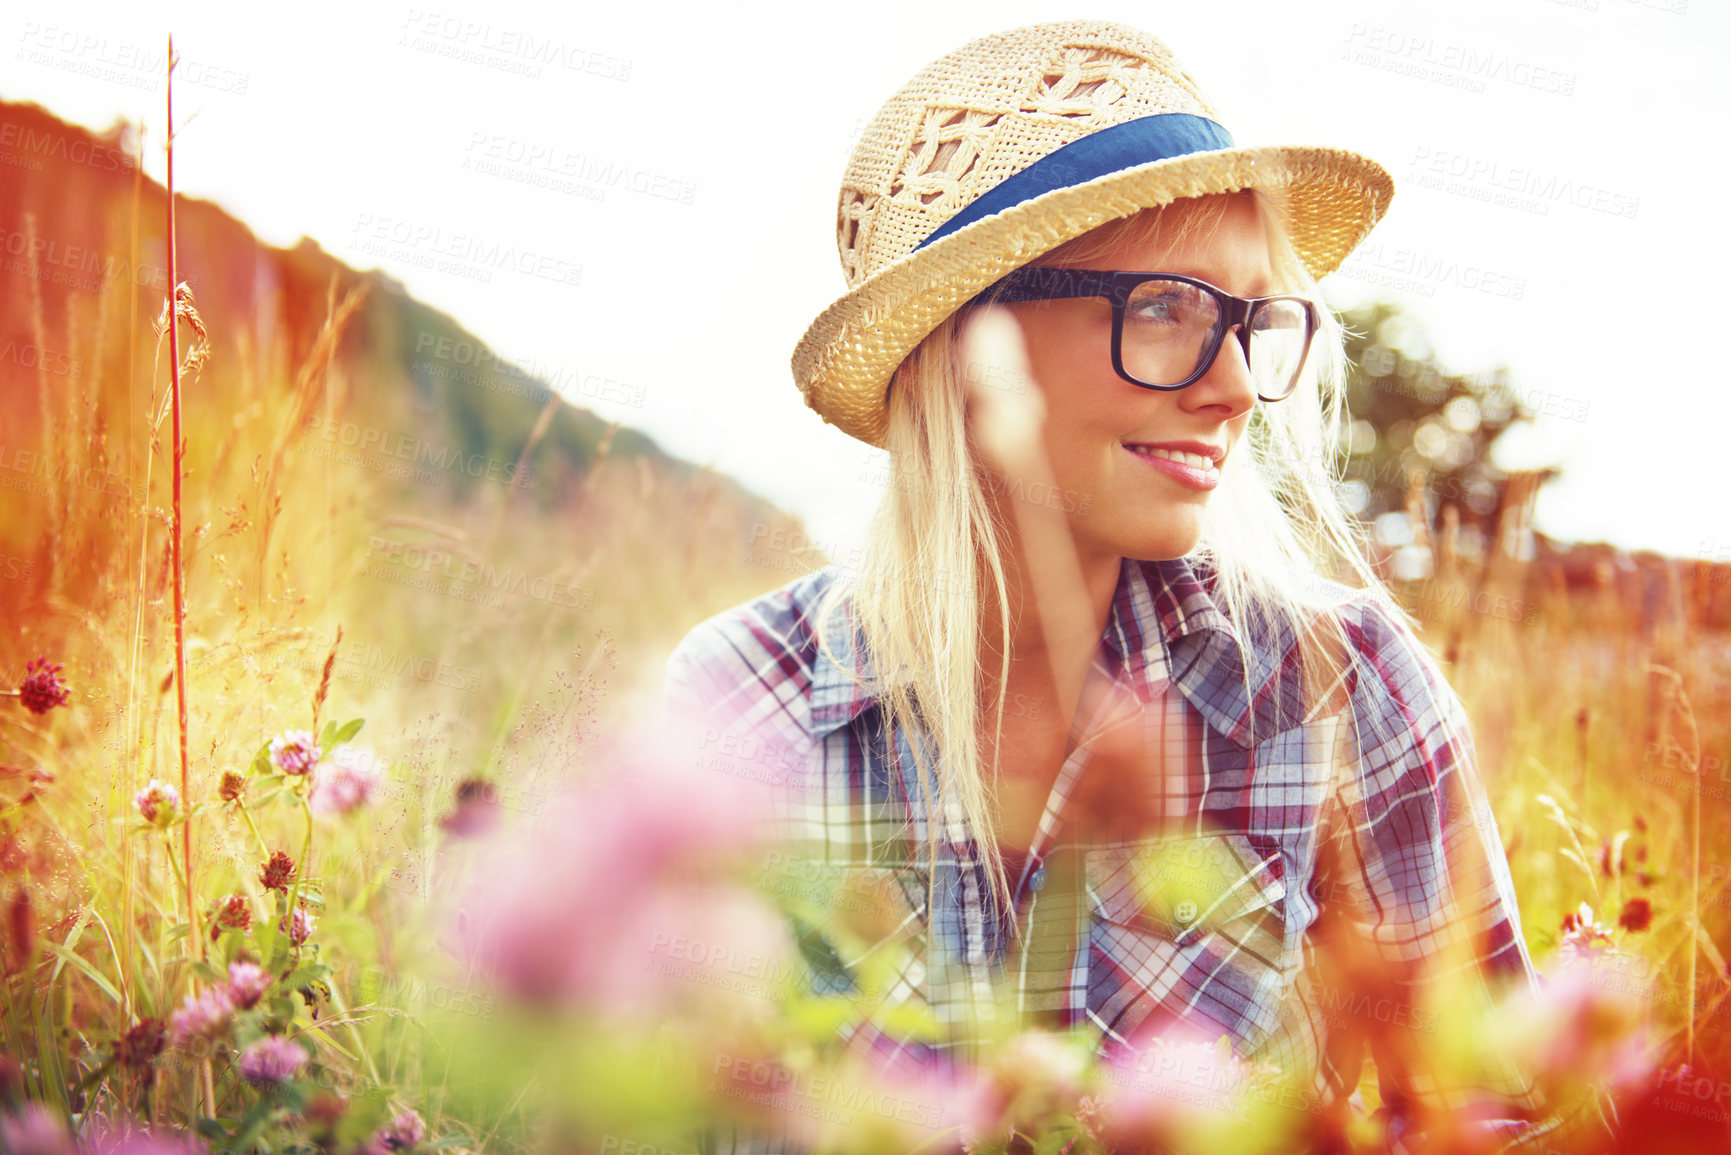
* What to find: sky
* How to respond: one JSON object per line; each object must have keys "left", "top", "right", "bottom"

{"left": 4, "top": 0, "right": 1727, "bottom": 564}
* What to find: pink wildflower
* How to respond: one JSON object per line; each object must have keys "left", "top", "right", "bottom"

{"left": 1502, "top": 955, "right": 1654, "bottom": 1095}
{"left": 0, "top": 1103, "right": 74, "bottom": 1155}
{"left": 308, "top": 743, "right": 383, "bottom": 817}
{"left": 370, "top": 1109, "right": 426, "bottom": 1152}
{"left": 133, "top": 780, "right": 180, "bottom": 828}
{"left": 84, "top": 1128, "right": 210, "bottom": 1154}
{"left": 226, "top": 961, "right": 272, "bottom": 1009}
{"left": 281, "top": 904, "right": 316, "bottom": 945}
{"left": 1094, "top": 1032, "right": 1266, "bottom": 1150}
{"left": 1558, "top": 901, "right": 1616, "bottom": 962}
{"left": 238, "top": 1035, "right": 308, "bottom": 1084}
{"left": 169, "top": 985, "right": 235, "bottom": 1048}
{"left": 268, "top": 730, "right": 320, "bottom": 777}
{"left": 439, "top": 778, "right": 499, "bottom": 838}
{"left": 452, "top": 726, "right": 790, "bottom": 1013}
{"left": 18, "top": 658, "right": 70, "bottom": 716}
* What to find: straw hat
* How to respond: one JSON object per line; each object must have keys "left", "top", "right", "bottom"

{"left": 792, "top": 20, "right": 1395, "bottom": 448}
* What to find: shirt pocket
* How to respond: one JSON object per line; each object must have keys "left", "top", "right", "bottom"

{"left": 1087, "top": 832, "right": 1288, "bottom": 948}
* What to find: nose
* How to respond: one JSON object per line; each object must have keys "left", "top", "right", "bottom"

{"left": 1181, "top": 324, "right": 1259, "bottom": 418}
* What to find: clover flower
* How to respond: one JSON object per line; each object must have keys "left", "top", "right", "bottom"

{"left": 281, "top": 904, "right": 316, "bottom": 945}
{"left": 116, "top": 1018, "right": 166, "bottom": 1071}
{"left": 169, "top": 985, "right": 235, "bottom": 1048}
{"left": 454, "top": 732, "right": 792, "bottom": 1011}
{"left": 309, "top": 743, "right": 383, "bottom": 817}
{"left": 134, "top": 780, "right": 180, "bottom": 828}
{"left": 17, "top": 658, "right": 70, "bottom": 715}
{"left": 370, "top": 1109, "right": 426, "bottom": 1152}
{"left": 268, "top": 730, "right": 320, "bottom": 777}
{"left": 226, "top": 961, "right": 272, "bottom": 1009}
{"left": 218, "top": 770, "right": 246, "bottom": 803}
{"left": 258, "top": 850, "right": 296, "bottom": 892}
{"left": 209, "top": 894, "right": 252, "bottom": 941}
{"left": 238, "top": 1035, "right": 308, "bottom": 1085}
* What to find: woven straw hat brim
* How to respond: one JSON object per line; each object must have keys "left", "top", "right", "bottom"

{"left": 794, "top": 143, "right": 1393, "bottom": 448}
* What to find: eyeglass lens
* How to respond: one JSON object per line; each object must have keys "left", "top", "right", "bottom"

{"left": 1122, "top": 279, "right": 1310, "bottom": 397}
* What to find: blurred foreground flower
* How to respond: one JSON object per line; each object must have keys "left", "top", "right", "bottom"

{"left": 309, "top": 743, "right": 383, "bottom": 817}
{"left": 268, "top": 730, "right": 319, "bottom": 776}
{"left": 975, "top": 1030, "right": 1093, "bottom": 1137}
{"left": 367, "top": 1109, "right": 425, "bottom": 1153}
{"left": 451, "top": 727, "right": 792, "bottom": 1016}
{"left": 238, "top": 1036, "right": 308, "bottom": 1085}
{"left": 169, "top": 985, "right": 234, "bottom": 1049}
{"left": 1091, "top": 1032, "right": 1277, "bottom": 1153}
{"left": 226, "top": 961, "right": 272, "bottom": 1009}
{"left": 1, "top": 1102, "right": 74, "bottom": 1155}
{"left": 133, "top": 780, "right": 180, "bottom": 828}
{"left": 439, "top": 777, "right": 500, "bottom": 838}
{"left": 1497, "top": 954, "right": 1655, "bottom": 1102}
{"left": 17, "top": 657, "right": 70, "bottom": 715}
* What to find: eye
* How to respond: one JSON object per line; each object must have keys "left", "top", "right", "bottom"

{"left": 1125, "top": 280, "right": 1213, "bottom": 329}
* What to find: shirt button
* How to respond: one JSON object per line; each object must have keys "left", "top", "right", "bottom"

{"left": 1029, "top": 867, "right": 1048, "bottom": 893}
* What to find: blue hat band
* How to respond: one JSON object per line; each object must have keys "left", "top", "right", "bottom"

{"left": 915, "top": 112, "right": 1236, "bottom": 251}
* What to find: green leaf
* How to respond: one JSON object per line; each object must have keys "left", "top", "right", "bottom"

{"left": 319, "top": 720, "right": 338, "bottom": 750}
{"left": 281, "top": 962, "right": 334, "bottom": 990}
{"left": 191, "top": 960, "right": 228, "bottom": 986}
{"left": 250, "top": 741, "right": 272, "bottom": 777}
{"left": 40, "top": 942, "right": 122, "bottom": 1004}
{"left": 301, "top": 1023, "right": 357, "bottom": 1061}
{"left": 47, "top": 906, "right": 93, "bottom": 987}
{"left": 231, "top": 1096, "right": 282, "bottom": 1152}
{"left": 332, "top": 717, "right": 365, "bottom": 745}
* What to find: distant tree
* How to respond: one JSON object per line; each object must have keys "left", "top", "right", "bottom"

{"left": 1333, "top": 301, "right": 1555, "bottom": 574}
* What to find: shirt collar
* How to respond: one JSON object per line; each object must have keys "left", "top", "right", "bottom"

{"left": 808, "top": 555, "right": 1305, "bottom": 749}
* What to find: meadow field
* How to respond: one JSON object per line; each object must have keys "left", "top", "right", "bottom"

{"left": 2, "top": 98, "right": 1730, "bottom": 1155}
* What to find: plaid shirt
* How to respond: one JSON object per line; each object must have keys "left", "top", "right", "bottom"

{"left": 663, "top": 555, "right": 1552, "bottom": 1152}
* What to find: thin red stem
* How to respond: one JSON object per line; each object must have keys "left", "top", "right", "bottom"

{"left": 163, "top": 37, "right": 198, "bottom": 957}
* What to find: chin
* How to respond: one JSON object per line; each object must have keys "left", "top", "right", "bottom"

{"left": 1109, "top": 527, "right": 1203, "bottom": 564}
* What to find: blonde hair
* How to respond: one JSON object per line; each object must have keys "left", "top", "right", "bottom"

{"left": 814, "top": 189, "right": 1404, "bottom": 924}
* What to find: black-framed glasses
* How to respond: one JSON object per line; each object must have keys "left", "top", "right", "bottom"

{"left": 980, "top": 268, "right": 1320, "bottom": 403}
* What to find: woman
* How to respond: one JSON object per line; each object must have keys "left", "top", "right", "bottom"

{"left": 666, "top": 20, "right": 1554, "bottom": 1153}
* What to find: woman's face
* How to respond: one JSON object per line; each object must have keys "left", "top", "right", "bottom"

{"left": 1000, "top": 192, "right": 1273, "bottom": 567}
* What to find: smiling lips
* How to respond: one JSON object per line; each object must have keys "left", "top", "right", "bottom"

{"left": 1123, "top": 441, "right": 1225, "bottom": 490}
